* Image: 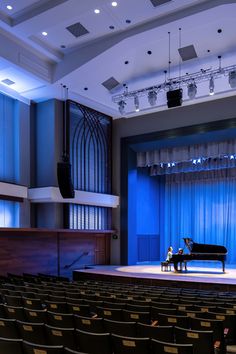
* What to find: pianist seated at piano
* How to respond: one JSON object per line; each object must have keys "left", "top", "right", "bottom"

{"left": 166, "top": 246, "right": 173, "bottom": 262}
{"left": 171, "top": 237, "right": 227, "bottom": 272}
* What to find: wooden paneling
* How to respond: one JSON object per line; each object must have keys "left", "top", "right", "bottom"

{"left": 0, "top": 228, "right": 114, "bottom": 276}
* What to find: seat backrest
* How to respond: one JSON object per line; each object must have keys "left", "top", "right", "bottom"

{"left": 74, "top": 314, "right": 104, "bottom": 333}
{"left": 0, "top": 336, "right": 23, "bottom": 354}
{"left": 76, "top": 329, "right": 112, "bottom": 354}
{"left": 151, "top": 338, "right": 193, "bottom": 354}
{"left": 47, "top": 311, "right": 74, "bottom": 328}
{"left": 22, "top": 339, "right": 64, "bottom": 353}
{"left": 111, "top": 333, "right": 150, "bottom": 354}
{"left": 0, "top": 318, "right": 20, "bottom": 339}
{"left": 16, "top": 320, "right": 47, "bottom": 345}
{"left": 122, "top": 309, "right": 150, "bottom": 324}
{"left": 175, "top": 326, "right": 214, "bottom": 354}
{"left": 190, "top": 316, "right": 225, "bottom": 353}
{"left": 103, "top": 318, "right": 136, "bottom": 337}
{"left": 136, "top": 322, "right": 174, "bottom": 342}
{"left": 45, "top": 324, "right": 77, "bottom": 351}
{"left": 96, "top": 306, "right": 123, "bottom": 321}
{"left": 157, "top": 313, "right": 189, "bottom": 329}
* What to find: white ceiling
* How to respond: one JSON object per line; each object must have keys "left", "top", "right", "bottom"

{"left": 0, "top": 0, "right": 236, "bottom": 118}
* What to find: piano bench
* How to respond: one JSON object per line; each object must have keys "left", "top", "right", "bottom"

{"left": 161, "top": 261, "right": 172, "bottom": 272}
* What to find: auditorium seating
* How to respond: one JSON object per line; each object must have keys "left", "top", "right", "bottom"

{"left": 0, "top": 273, "right": 235, "bottom": 353}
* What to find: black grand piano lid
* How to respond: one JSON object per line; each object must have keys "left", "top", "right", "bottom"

{"left": 183, "top": 238, "right": 227, "bottom": 254}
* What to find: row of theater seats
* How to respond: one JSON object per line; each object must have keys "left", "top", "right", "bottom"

{"left": 0, "top": 273, "right": 235, "bottom": 354}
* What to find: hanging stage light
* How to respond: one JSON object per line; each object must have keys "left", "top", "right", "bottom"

{"left": 209, "top": 76, "right": 215, "bottom": 95}
{"left": 187, "top": 82, "right": 197, "bottom": 99}
{"left": 148, "top": 90, "right": 157, "bottom": 106}
{"left": 118, "top": 100, "right": 126, "bottom": 115}
{"left": 229, "top": 70, "right": 236, "bottom": 88}
{"left": 134, "top": 95, "right": 140, "bottom": 112}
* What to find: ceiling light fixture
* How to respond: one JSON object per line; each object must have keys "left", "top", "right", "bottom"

{"left": 134, "top": 95, "right": 140, "bottom": 112}
{"left": 148, "top": 90, "right": 157, "bottom": 106}
{"left": 209, "top": 75, "right": 214, "bottom": 95}
{"left": 229, "top": 71, "right": 236, "bottom": 88}
{"left": 118, "top": 100, "right": 126, "bottom": 115}
{"left": 187, "top": 82, "right": 197, "bottom": 99}
{"left": 94, "top": 9, "right": 100, "bottom": 14}
{"left": 42, "top": 31, "right": 48, "bottom": 36}
{"left": 6, "top": 5, "right": 13, "bottom": 10}
{"left": 111, "top": 1, "right": 118, "bottom": 6}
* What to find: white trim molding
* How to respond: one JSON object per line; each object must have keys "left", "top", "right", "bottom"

{"left": 28, "top": 187, "right": 119, "bottom": 208}
{"left": 0, "top": 182, "right": 28, "bottom": 198}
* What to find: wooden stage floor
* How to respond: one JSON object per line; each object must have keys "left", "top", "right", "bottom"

{"left": 73, "top": 262, "right": 236, "bottom": 292}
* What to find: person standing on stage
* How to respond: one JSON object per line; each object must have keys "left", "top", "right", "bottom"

{"left": 166, "top": 246, "right": 173, "bottom": 262}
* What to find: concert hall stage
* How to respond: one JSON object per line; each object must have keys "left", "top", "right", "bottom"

{"left": 73, "top": 262, "right": 236, "bottom": 292}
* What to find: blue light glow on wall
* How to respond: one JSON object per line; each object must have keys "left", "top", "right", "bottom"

{"left": 0, "top": 200, "right": 19, "bottom": 227}
{"left": 0, "top": 92, "right": 20, "bottom": 227}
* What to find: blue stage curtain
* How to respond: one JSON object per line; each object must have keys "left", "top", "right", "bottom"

{"left": 162, "top": 168, "right": 236, "bottom": 264}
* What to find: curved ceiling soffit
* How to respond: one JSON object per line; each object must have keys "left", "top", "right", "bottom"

{"left": 53, "top": 0, "right": 236, "bottom": 82}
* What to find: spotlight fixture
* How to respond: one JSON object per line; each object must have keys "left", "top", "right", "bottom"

{"left": 111, "top": 1, "right": 118, "bottom": 6}
{"left": 229, "top": 71, "right": 236, "bottom": 88}
{"left": 187, "top": 82, "right": 197, "bottom": 99}
{"left": 42, "top": 31, "right": 48, "bottom": 36}
{"left": 6, "top": 5, "right": 13, "bottom": 10}
{"left": 94, "top": 9, "right": 100, "bottom": 13}
{"left": 148, "top": 90, "right": 157, "bottom": 106}
{"left": 209, "top": 76, "right": 214, "bottom": 95}
{"left": 118, "top": 100, "right": 126, "bottom": 115}
{"left": 134, "top": 95, "right": 140, "bottom": 112}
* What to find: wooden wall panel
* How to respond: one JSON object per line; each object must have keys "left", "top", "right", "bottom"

{"left": 0, "top": 228, "right": 113, "bottom": 276}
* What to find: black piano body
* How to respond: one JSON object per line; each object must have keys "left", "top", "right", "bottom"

{"left": 171, "top": 238, "right": 227, "bottom": 272}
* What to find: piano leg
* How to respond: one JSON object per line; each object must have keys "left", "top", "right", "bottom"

{"left": 222, "top": 260, "right": 225, "bottom": 272}
{"left": 173, "top": 262, "right": 179, "bottom": 272}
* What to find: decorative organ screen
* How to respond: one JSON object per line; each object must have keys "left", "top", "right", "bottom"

{"left": 68, "top": 101, "right": 112, "bottom": 230}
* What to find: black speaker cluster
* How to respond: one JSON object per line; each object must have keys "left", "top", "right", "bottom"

{"left": 57, "top": 162, "right": 75, "bottom": 198}
{"left": 166, "top": 89, "right": 183, "bottom": 108}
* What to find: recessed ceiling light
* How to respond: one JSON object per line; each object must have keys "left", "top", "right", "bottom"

{"left": 109, "top": 25, "right": 115, "bottom": 30}
{"left": 147, "top": 50, "right": 152, "bottom": 55}
{"left": 84, "top": 87, "right": 88, "bottom": 91}
{"left": 94, "top": 9, "right": 100, "bottom": 14}
{"left": 124, "top": 60, "right": 129, "bottom": 65}
{"left": 60, "top": 45, "right": 66, "bottom": 49}
{"left": 111, "top": 1, "right": 118, "bottom": 6}
{"left": 6, "top": 5, "right": 13, "bottom": 10}
{"left": 126, "top": 19, "right": 131, "bottom": 24}
{"left": 42, "top": 31, "right": 48, "bottom": 36}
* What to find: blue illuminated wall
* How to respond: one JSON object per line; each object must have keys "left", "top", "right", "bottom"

{"left": 136, "top": 168, "right": 161, "bottom": 262}
{"left": 0, "top": 93, "right": 19, "bottom": 227}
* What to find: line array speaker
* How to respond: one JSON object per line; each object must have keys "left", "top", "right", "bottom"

{"left": 167, "top": 89, "right": 183, "bottom": 108}
{"left": 57, "top": 162, "right": 75, "bottom": 198}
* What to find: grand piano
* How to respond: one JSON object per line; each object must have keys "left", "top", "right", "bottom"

{"left": 171, "top": 238, "right": 227, "bottom": 272}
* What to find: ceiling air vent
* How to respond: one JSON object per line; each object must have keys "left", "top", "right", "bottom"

{"left": 66, "top": 22, "right": 89, "bottom": 38}
{"left": 178, "top": 45, "right": 198, "bottom": 61}
{"left": 102, "top": 77, "right": 120, "bottom": 91}
{"left": 150, "top": 0, "right": 172, "bottom": 7}
{"left": 1, "top": 78, "right": 15, "bottom": 86}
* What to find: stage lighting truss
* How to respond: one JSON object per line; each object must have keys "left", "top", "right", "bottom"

{"left": 112, "top": 63, "right": 236, "bottom": 114}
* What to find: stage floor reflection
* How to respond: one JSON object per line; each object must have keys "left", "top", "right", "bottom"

{"left": 74, "top": 262, "right": 236, "bottom": 286}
